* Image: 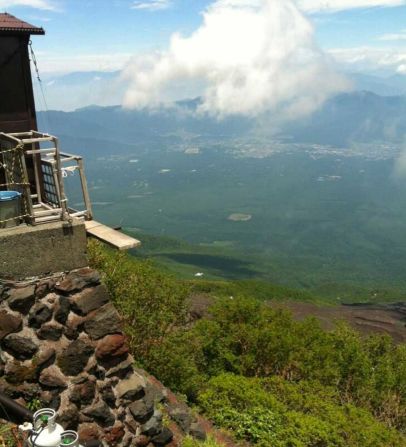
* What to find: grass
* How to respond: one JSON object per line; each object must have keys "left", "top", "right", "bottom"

{"left": 181, "top": 436, "right": 226, "bottom": 447}
{"left": 0, "top": 424, "right": 24, "bottom": 447}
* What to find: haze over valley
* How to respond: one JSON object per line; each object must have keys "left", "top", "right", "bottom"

{"left": 38, "top": 88, "right": 406, "bottom": 301}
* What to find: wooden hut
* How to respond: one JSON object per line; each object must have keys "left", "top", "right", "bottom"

{"left": 0, "top": 14, "right": 139, "bottom": 279}
{"left": 0, "top": 13, "right": 43, "bottom": 134}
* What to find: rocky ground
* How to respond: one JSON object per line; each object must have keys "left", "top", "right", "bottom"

{"left": 269, "top": 301, "right": 406, "bottom": 343}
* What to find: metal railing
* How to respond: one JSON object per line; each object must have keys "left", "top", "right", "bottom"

{"left": 0, "top": 130, "right": 92, "bottom": 226}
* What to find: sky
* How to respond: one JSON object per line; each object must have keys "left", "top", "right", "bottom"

{"left": 1, "top": 0, "right": 406, "bottom": 112}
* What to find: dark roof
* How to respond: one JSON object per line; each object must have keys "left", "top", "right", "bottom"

{"left": 0, "top": 13, "right": 45, "bottom": 35}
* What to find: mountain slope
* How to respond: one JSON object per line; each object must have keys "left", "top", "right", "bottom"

{"left": 38, "top": 91, "right": 406, "bottom": 148}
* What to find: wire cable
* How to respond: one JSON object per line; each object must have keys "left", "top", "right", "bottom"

{"left": 29, "top": 40, "right": 51, "bottom": 133}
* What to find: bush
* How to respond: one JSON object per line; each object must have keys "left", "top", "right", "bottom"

{"left": 198, "top": 374, "right": 406, "bottom": 447}
{"left": 89, "top": 242, "right": 406, "bottom": 443}
{"left": 88, "top": 240, "right": 189, "bottom": 361}
{"left": 180, "top": 297, "right": 406, "bottom": 430}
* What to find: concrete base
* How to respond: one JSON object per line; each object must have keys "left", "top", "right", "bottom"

{"left": 0, "top": 219, "right": 88, "bottom": 280}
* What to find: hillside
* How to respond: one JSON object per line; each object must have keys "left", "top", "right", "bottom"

{"left": 88, "top": 241, "right": 406, "bottom": 447}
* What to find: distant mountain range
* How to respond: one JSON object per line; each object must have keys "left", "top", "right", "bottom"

{"left": 284, "top": 91, "right": 406, "bottom": 146}
{"left": 351, "top": 73, "right": 406, "bottom": 96}
{"left": 38, "top": 69, "right": 406, "bottom": 112}
{"left": 38, "top": 89, "right": 406, "bottom": 152}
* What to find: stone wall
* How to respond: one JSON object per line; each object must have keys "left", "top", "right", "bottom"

{"left": 0, "top": 268, "right": 206, "bottom": 446}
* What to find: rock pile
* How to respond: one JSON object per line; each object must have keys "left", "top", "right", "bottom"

{"left": 0, "top": 268, "right": 205, "bottom": 446}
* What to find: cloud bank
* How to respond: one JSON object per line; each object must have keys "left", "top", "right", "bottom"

{"left": 122, "top": 0, "right": 350, "bottom": 118}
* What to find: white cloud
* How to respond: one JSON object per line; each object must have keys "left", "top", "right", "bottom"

{"left": 298, "top": 0, "right": 405, "bottom": 13}
{"left": 378, "top": 30, "right": 406, "bottom": 41}
{"left": 131, "top": 0, "right": 171, "bottom": 11}
{"left": 33, "top": 51, "right": 133, "bottom": 75}
{"left": 329, "top": 46, "right": 406, "bottom": 73}
{"left": 0, "top": 0, "right": 56, "bottom": 10}
{"left": 122, "top": 0, "right": 350, "bottom": 118}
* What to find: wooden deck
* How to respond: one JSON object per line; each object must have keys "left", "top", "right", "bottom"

{"left": 85, "top": 220, "right": 141, "bottom": 251}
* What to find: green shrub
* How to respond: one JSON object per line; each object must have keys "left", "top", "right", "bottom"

{"left": 88, "top": 240, "right": 189, "bottom": 361}
{"left": 89, "top": 242, "right": 406, "bottom": 443}
{"left": 198, "top": 374, "right": 406, "bottom": 447}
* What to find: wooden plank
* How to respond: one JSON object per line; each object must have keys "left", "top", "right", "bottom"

{"left": 21, "top": 137, "right": 54, "bottom": 144}
{"left": 33, "top": 208, "right": 62, "bottom": 217}
{"left": 85, "top": 220, "right": 141, "bottom": 251}
{"left": 34, "top": 215, "right": 61, "bottom": 224}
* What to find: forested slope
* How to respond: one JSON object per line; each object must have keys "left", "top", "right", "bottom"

{"left": 89, "top": 241, "right": 406, "bottom": 447}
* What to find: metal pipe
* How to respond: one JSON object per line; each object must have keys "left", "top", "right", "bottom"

{"left": 0, "top": 391, "right": 34, "bottom": 424}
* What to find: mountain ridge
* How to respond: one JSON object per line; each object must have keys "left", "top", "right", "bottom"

{"left": 38, "top": 90, "right": 406, "bottom": 148}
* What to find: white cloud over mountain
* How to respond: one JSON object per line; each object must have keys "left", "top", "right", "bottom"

{"left": 122, "top": 0, "right": 350, "bottom": 118}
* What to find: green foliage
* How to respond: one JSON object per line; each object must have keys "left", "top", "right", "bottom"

{"left": 146, "top": 296, "right": 406, "bottom": 431}
{"left": 27, "top": 397, "right": 42, "bottom": 412}
{"left": 88, "top": 239, "right": 189, "bottom": 360}
{"left": 0, "top": 424, "right": 21, "bottom": 447}
{"left": 199, "top": 374, "right": 405, "bottom": 447}
{"left": 90, "top": 242, "right": 406, "bottom": 446}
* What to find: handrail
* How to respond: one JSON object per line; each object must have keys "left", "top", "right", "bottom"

{"left": 1, "top": 130, "right": 93, "bottom": 224}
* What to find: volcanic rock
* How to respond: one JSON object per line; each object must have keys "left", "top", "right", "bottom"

{"left": 0, "top": 310, "right": 22, "bottom": 340}
{"left": 58, "top": 339, "right": 94, "bottom": 376}
{"left": 7, "top": 286, "right": 35, "bottom": 314}
{"left": 28, "top": 303, "right": 52, "bottom": 328}
{"left": 116, "top": 373, "right": 146, "bottom": 401}
{"left": 71, "top": 285, "right": 109, "bottom": 316}
{"left": 84, "top": 304, "right": 122, "bottom": 340}
{"left": 2, "top": 334, "right": 38, "bottom": 360}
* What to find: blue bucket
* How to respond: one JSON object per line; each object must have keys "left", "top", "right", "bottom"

{"left": 0, "top": 191, "right": 21, "bottom": 202}
{"left": 0, "top": 191, "right": 22, "bottom": 228}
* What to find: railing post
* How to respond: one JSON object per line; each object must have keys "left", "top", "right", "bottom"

{"left": 53, "top": 137, "right": 70, "bottom": 222}
{"left": 19, "top": 146, "right": 35, "bottom": 225}
{"left": 32, "top": 141, "right": 42, "bottom": 204}
{"left": 77, "top": 158, "right": 93, "bottom": 220}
